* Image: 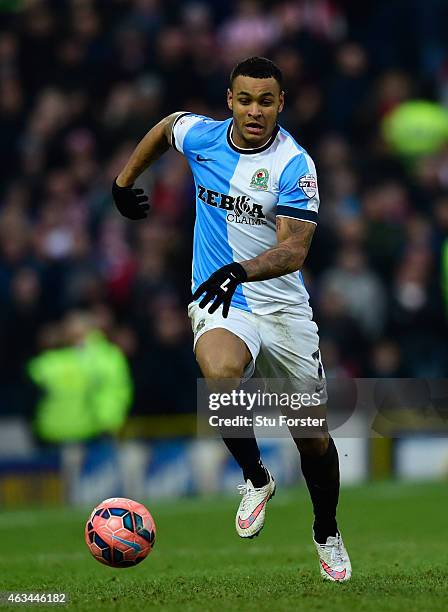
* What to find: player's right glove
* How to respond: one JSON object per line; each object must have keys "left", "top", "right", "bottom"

{"left": 112, "top": 178, "right": 150, "bottom": 220}
{"left": 192, "top": 262, "right": 247, "bottom": 318}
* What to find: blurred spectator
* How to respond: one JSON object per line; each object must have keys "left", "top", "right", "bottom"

{"left": 219, "top": 0, "right": 281, "bottom": 67}
{"left": 1, "top": 0, "right": 448, "bottom": 422}
{"left": 316, "top": 288, "right": 367, "bottom": 376}
{"left": 28, "top": 310, "right": 133, "bottom": 443}
{"left": 367, "top": 339, "right": 405, "bottom": 378}
{"left": 324, "top": 42, "right": 370, "bottom": 138}
{"left": 132, "top": 293, "right": 199, "bottom": 414}
{"left": 319, "top": 246, "right": 387, "bottom": 338}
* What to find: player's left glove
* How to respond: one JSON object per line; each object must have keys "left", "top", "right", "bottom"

{"left": 192, "top": 262, "right": 247, "bottom": 318}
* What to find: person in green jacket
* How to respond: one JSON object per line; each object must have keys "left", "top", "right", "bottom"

{"left": 28, "top": 311, "right": 133, "bottom": 443}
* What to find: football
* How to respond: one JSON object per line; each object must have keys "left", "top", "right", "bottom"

{"left": 85, "top": 497, "right": 156, "bottom": 568}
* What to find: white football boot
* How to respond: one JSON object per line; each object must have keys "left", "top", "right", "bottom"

{"left": 313, "top": 532, "right": 352, "bottom": 582}
{"left": 235, "top": 471, "right": 276, "bottom": 538}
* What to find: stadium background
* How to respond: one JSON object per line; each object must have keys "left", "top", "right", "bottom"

{"left": 0, "top": 0, "right": 447, "bottom": 508}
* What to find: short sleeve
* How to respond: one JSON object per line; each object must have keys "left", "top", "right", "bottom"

{"left": 277, "top": 152, "right": 320, "bottom": 224}
{"left": 171, "top": 113, "right": 210, "bottom": 155}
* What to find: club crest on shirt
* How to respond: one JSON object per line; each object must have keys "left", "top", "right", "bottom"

{"left": 298, "top": 174, "right": 317, "bottom": 198}
{"left": 250, "top": 168, "right": 269, "bottom": 191}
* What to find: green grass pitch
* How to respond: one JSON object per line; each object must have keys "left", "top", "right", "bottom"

{"left": 0, "top": 481, "right": 446, "bottom": 611}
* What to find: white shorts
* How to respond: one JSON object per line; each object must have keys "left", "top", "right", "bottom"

{"left": 188, "top": 301, "right": 327, "bottom": 404}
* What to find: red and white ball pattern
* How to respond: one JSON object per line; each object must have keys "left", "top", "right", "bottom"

{"left": 85, "top": 497, "right": 156, "bottom": 568}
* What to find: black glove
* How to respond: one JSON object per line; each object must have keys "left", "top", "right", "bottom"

{"left": 112, "top": 178, "right": 150, "bottom": 220}
{"left": 192, "top": 262, "right": 247, "bottom": 318}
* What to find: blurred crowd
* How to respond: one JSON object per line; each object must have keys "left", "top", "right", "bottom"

{"left": 1, "top": 0, "right": 448, "bottom": 419}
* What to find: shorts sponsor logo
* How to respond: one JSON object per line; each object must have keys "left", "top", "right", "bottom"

{"left": 197, "top": 184, "right": 267, "bottom": 225}
{"left": 196, "top": 319, "right": 206, "bottom": 332}
{"left": 298, "top": 174, "right": 317, "bottom": 198}
{"left": 249, "top": 168, "right": 269, "bottom": 191}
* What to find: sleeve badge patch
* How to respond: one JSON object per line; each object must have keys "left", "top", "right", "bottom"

{"left": 298, "top": 174, "right": 317, "bottom": 198}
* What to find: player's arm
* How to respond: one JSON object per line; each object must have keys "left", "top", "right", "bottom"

{"left": 241, "top": 217, "right": 315, "bottom": 281}
{"left": 112, "top": 112, "right": 184, "bottom": 219}
{"left": 192, "top": 218, "right": 315, "bottom": 317}
{"left": 116, "top": 112, "right": 184, "bottom": 187}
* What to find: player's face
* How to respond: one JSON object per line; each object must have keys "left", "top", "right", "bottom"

{"left": 227, "top": 75, "right": 284, "bottom": 148}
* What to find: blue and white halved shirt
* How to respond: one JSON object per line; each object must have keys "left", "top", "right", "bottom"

{"left": 172, "top": 113, "right": 320, "bottom": 315}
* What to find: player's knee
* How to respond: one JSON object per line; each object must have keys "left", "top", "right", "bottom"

{"left": 295, "top": 435, "right": 329, "bottom": 457}
{"left": 199, "top": 354, "right": 244, "bottom": 381}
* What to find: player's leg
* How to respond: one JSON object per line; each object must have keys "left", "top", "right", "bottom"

{"left": 294, "top": 434, "right": 341, "bottom": 553}
{"left": 195, "top": 328, "right": 269, "bottom": 488}
{"left": 189, "top": 303, "right": 275, "bottom": 539}
{"left": 290, "top": 424, "right": 339, "bottom": 544}
{"left": 257, "top": 309, "right": 351, "bottom": 578}
{"left": 278, "top": 398, "right": 342, "bottom": 544}
{"left": 256, "top": 312, "right": 340, "bottom": 539}
{"left": 293, "top": 431, "right": 350, "bottom": 580}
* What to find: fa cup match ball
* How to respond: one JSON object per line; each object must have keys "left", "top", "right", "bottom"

{"left": 85, "top": 497, "right": 156, "bottom": 567}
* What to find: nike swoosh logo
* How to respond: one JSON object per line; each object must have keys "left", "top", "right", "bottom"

{"left": 196, "top": 155, "right": 215, "bottom": 162}
{"left": 237, "top": 494, "right": 270, "bottom": 530}
{"left": 112, "top": 534, "right": 142, "bottom": 552}
{"left": 320, "top": 560, "right": 347, "bottom": 580}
